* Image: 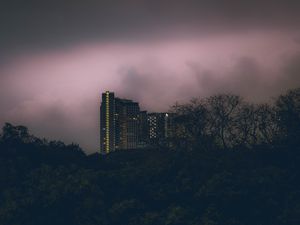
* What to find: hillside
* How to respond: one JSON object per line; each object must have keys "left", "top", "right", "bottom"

{"left": 0, "top": 123, "right": 300, "bottom": 225}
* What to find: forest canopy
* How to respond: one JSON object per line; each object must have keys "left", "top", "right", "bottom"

{"left": 0, "top": 88, "right": 300, "bottom": 225}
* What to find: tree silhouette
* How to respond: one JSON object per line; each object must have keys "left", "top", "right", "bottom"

{"left": 1, "top": 88, "right": 300, "bottom": 225}
{"left": 276, "top": 88, "right": 300, "bottom": 148}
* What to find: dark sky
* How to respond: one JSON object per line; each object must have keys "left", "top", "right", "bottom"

{"left": 1, "top": 0, "right": 300, "bottom": 153}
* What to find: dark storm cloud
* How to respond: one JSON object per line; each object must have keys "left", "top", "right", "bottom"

{"left": 1, "top": 0, "right": 300, "bottom": 56}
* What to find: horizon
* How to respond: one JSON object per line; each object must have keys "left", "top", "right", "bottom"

{"left": 0, "top": 88, "right": 297, "bottom": 154}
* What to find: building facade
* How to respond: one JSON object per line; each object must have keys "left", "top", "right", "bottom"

{"left": 100, "top": 91, "right": 116, "bottom": 154}
{"left": 115, "top": 98, "right": 140, "bottom": 150}
{"left": 148, "top": 113, "right": 175, "bottom": 147}
{"left": 100, "top": 91, "right": 175, "bottom": 154}
{"left": 138, "top": 110, "right": 149, "bottom": 148}
{"left": 100, "top": 91, "right": 142, "bottom": 153}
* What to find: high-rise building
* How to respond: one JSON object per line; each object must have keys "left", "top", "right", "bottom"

{"left": 100, "top": 92, "right": 141, "bottom": 153}
{"left": 100, "top": 91, "right": 176, "bottom": 153}
{"left": 115, "top": 98, "right": 140, "bottom": 149}
{"left": 100, "top": 91, "right": 116, "bottom": 154}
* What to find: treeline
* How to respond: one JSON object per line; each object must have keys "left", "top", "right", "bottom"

{"left": 170, "top": 88, "right": 300, "bottom": 150}
{"left": 0, "top": 88, "right": 300, "bottom": 225}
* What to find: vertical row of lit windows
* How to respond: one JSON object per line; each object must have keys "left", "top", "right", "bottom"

{"left": 149, "top": 116, "right": 157, "bottom": 138}
{"left": 105, "top": 92, "right": 110, "bottom": 153}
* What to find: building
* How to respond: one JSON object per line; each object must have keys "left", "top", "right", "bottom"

{"left": 100, "top": 91, "right": 141, "bottom": 153}
{"left": 115, "top": 98, "right": 140, "bottom": 150}
{"left": 100, "top": 91, "right": 116, "bottom": 154}
{"left": 100, "top": 91, "right": 176, "bottom": 154}
{"left": 138, "top": 110, "right": 149, "bottom": 148}
{"left": 148, "top": 112, "right": 175, "bottom": 147}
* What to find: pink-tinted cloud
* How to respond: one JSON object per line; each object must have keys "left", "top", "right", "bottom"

{"left": 1, "top": 30, "right": 300, "bottom": 152}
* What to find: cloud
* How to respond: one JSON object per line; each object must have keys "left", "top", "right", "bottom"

{"left": 186, "top": 53, "right": 300, "bottom": 102}
{"left": 1, "top": 96, "right": 99, "bottom": 152}
{"left": 278, "top": 52, "right": 300, "bottom": 91}
{"left": 116, "top": 67, "right": 179, "bottom": 111}
{"left": 116, "top": 52, "right": 300, "bottom": 110}
{"left": 0, "top": 28, "right": 300, "bottom": 153}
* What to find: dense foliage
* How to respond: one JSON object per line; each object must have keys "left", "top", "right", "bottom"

{"left": 1, "top": 88, "right": 300, "bottom": 225}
